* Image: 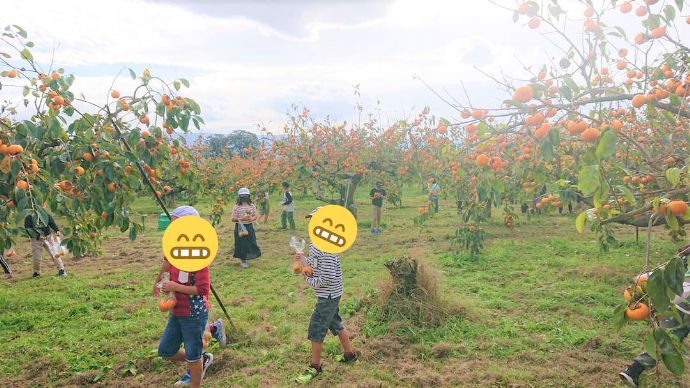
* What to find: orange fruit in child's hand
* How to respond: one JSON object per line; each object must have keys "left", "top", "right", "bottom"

{"left": 158, "top": 298, "right": 176, "bottom": 312}
{"left": 292, "top": 262, "right": 302, "bottom": 274}
{"left": 301, "top": 265, "right": 313, "bottom": 277}
{"left": 203, "top": 330, "right": 212, "bottom": 341}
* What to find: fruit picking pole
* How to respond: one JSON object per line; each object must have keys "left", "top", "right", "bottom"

{"left": 107, "top": 114, "right": 171, "bottom": 220}
{"left": 108, "top": 113, "right": 236, "bottom": 330}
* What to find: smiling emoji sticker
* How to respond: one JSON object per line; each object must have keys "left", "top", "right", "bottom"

{"left": 162, "top": 216, "right": 218, "bottom": 272}
{"left": 308, "top": 205, "right": 357, "bottom": 254}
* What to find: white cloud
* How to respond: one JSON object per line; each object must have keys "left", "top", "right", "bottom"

{"left": 2, "top": 0, "right": 688, "bottom": 133}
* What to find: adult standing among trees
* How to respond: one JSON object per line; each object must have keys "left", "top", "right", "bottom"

{"left": 25, "top": 210, "right": 66, "bottom": 278}
{"left": 428, "top": 177, "right": 440, "bottom": 214}
{"left": 231, "top": 187, "right": 261, "bottom": 268}
{"left": 369, "top": 181, "right": 386, "bottom": 235}
{"left": 280, "top": 182, "right": 296, "bottom": 230}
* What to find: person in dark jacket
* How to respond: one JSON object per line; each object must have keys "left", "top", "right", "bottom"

{"left": 25, "top": 212, "right": 66, "bottom": 278}
{"left": 369, "top": 181, "right": 386, "bottom": 235}
{"left": 280, "top": 182, "right": 296, "bottom": 230}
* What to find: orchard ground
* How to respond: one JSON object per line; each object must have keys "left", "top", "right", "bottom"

{"left": 0, "top": 188, "right": 688, "bottom": 387}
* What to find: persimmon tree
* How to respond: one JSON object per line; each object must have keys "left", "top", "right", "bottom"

{"left": 269, "top": 106, "right": 408, "bottom": 214}
{"left": 0, "top": 25, "right": 201, "bottom": 257}
{"left": 417, "top": 0, "right": 690, "bottom": 375}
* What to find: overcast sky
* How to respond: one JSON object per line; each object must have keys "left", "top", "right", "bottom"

{"left": 3, "top": 0, "right": 688, "bottom": 133}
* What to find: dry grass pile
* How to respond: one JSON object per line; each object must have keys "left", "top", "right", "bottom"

{"left": 376, "top": 256, "right": 467, "bottom": 327}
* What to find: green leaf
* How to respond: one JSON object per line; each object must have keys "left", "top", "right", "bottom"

{"left": 619, "top": 185, "right": 635, "bottom": 204}
{"left": 512, "top": 10, "right": 519, "bottom": 22}
{"left": 643, "top": 14, "right": 661, "bottom": 29}
{"left": 663, "top": 5, "right": 676, "bottom": 23}
{"left": 648, "top": 269, "right": 670, "bottom": 311}
{"left": 664, "top": 257, "right": 685, "bottom": 296}
{"left": 666, "top": 213, "right": 680, "bottom": 232}
{"left": 128, "top": 68, "right": 136, "bottom": 80}
{"left": 539, "top": 139, "right": 554, "bottom": 160}
{"left": 613, "top": 26, "right": 627, "bottom": 40}
{"left": 676, "top": 0, "right": 683, "bottom": 11}
{"left": 559, "top": 58, "right": 570, "bottom": 69}
{"left": 20, "top": 48, "right": 33, "bottom": 61}
{"left": 662, "top": 351, "right": 684, "bottom": 375}
{"left": 36, "top": 207, "right": 48, "bottom": 227}
{"left": 120, "top": 217, "right": 130, "bottom": 233}
{"left": 666, "top": 167, "right": 681, "bottom": 187}
{"left": 595, "top": 129, "right": 616, "bottom": 159}
{"left": 180, "top": 113, "right": 190, "bottom": 131}
{"left": 653, "top": 326, "right": 676, "bottom": 354}
{"left": 559, "top": 85, "right": 573, "bottom": 101}
{"left": 644, "top": 332, "right": 658, "bottom": 359}
{"left": 129, "top": 225, "right": 138, "bottom": 241}
{"left": 578, "top": 165, "right": 600, "bottom": 196}
{"left": 12, "top": 25, "right": 27, "bottom": 38}
{"left": 22, "top": 86, "right": 29, "bottom": 97}
{"left": 173, "top": 81, "right": 181, "bottom": 91}
{"left": 613, "top": 302, "right": 628, "bottom": 329}
{"left": 564, "top": 76, "right": 579, "bottom": 95}
{"left": 576, "top": 211, "right": 587, "bottom": 233}
{"left": 179, "top": 78, "right": 190, "bottom": 88}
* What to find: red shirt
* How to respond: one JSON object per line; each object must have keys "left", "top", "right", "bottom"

{"left": 165, "top": 258, "right": 210, "bottom": 317}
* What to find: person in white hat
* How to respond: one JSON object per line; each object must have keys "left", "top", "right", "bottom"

{"left": 231, "top": 187, "right": 262, "bottom": 268}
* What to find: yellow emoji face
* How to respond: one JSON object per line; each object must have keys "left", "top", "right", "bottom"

{"left": 308, "top": 205, "right": 357, "bottom": 254}
{"left": 162, "top": 216, "right": 218, "bottom": 272}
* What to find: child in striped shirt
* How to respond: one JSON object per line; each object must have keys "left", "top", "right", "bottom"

{"left": 294, "top": 207, "right": 357, "bottom": 384}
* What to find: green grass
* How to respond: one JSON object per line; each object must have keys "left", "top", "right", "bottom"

{"left": 0, "top": 189, "right": 688, "bottom": 387}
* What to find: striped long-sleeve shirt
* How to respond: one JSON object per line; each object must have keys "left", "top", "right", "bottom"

{"left": 304, "top": 243, "right": 343, "bottom": 299}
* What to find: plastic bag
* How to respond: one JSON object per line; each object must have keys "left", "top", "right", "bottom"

{"left": 238, "top": 222, "right": 249, "bottom": 237}
{"left": 290, "top": 236, "right": 305, "bottom": 254}
{"left": 157, "top": 272, "right": 177, "bottom": 312}
{"left": 44, "top": 235, "right": 66, "bottom": 258}
{"left": 289, "top": 236, "right": 312, "bottom": 276}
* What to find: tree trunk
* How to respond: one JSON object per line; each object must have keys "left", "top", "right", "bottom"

{"left": 338, "top": 173, "right": 361, "bottom": 217}
{"left": 313, "top": 173, "right": 362, "bottom": 218}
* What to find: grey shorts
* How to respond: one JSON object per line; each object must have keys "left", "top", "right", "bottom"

{"left": 308, "top": 296, "right": 344, "bottom": 342}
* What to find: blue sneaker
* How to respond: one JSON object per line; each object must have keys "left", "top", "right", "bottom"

{"left": 173, "top": 370, "right": 191, "bottom": 387}
{"left": 212, "top": 319, "right": 226, "bottom": 347}
{"left": 240, "top": 261, "right": 249, "bottom": 268}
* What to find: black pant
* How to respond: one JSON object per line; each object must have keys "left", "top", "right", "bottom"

{"left": 0, "top": 254, "right": 10, "bottom": 274}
